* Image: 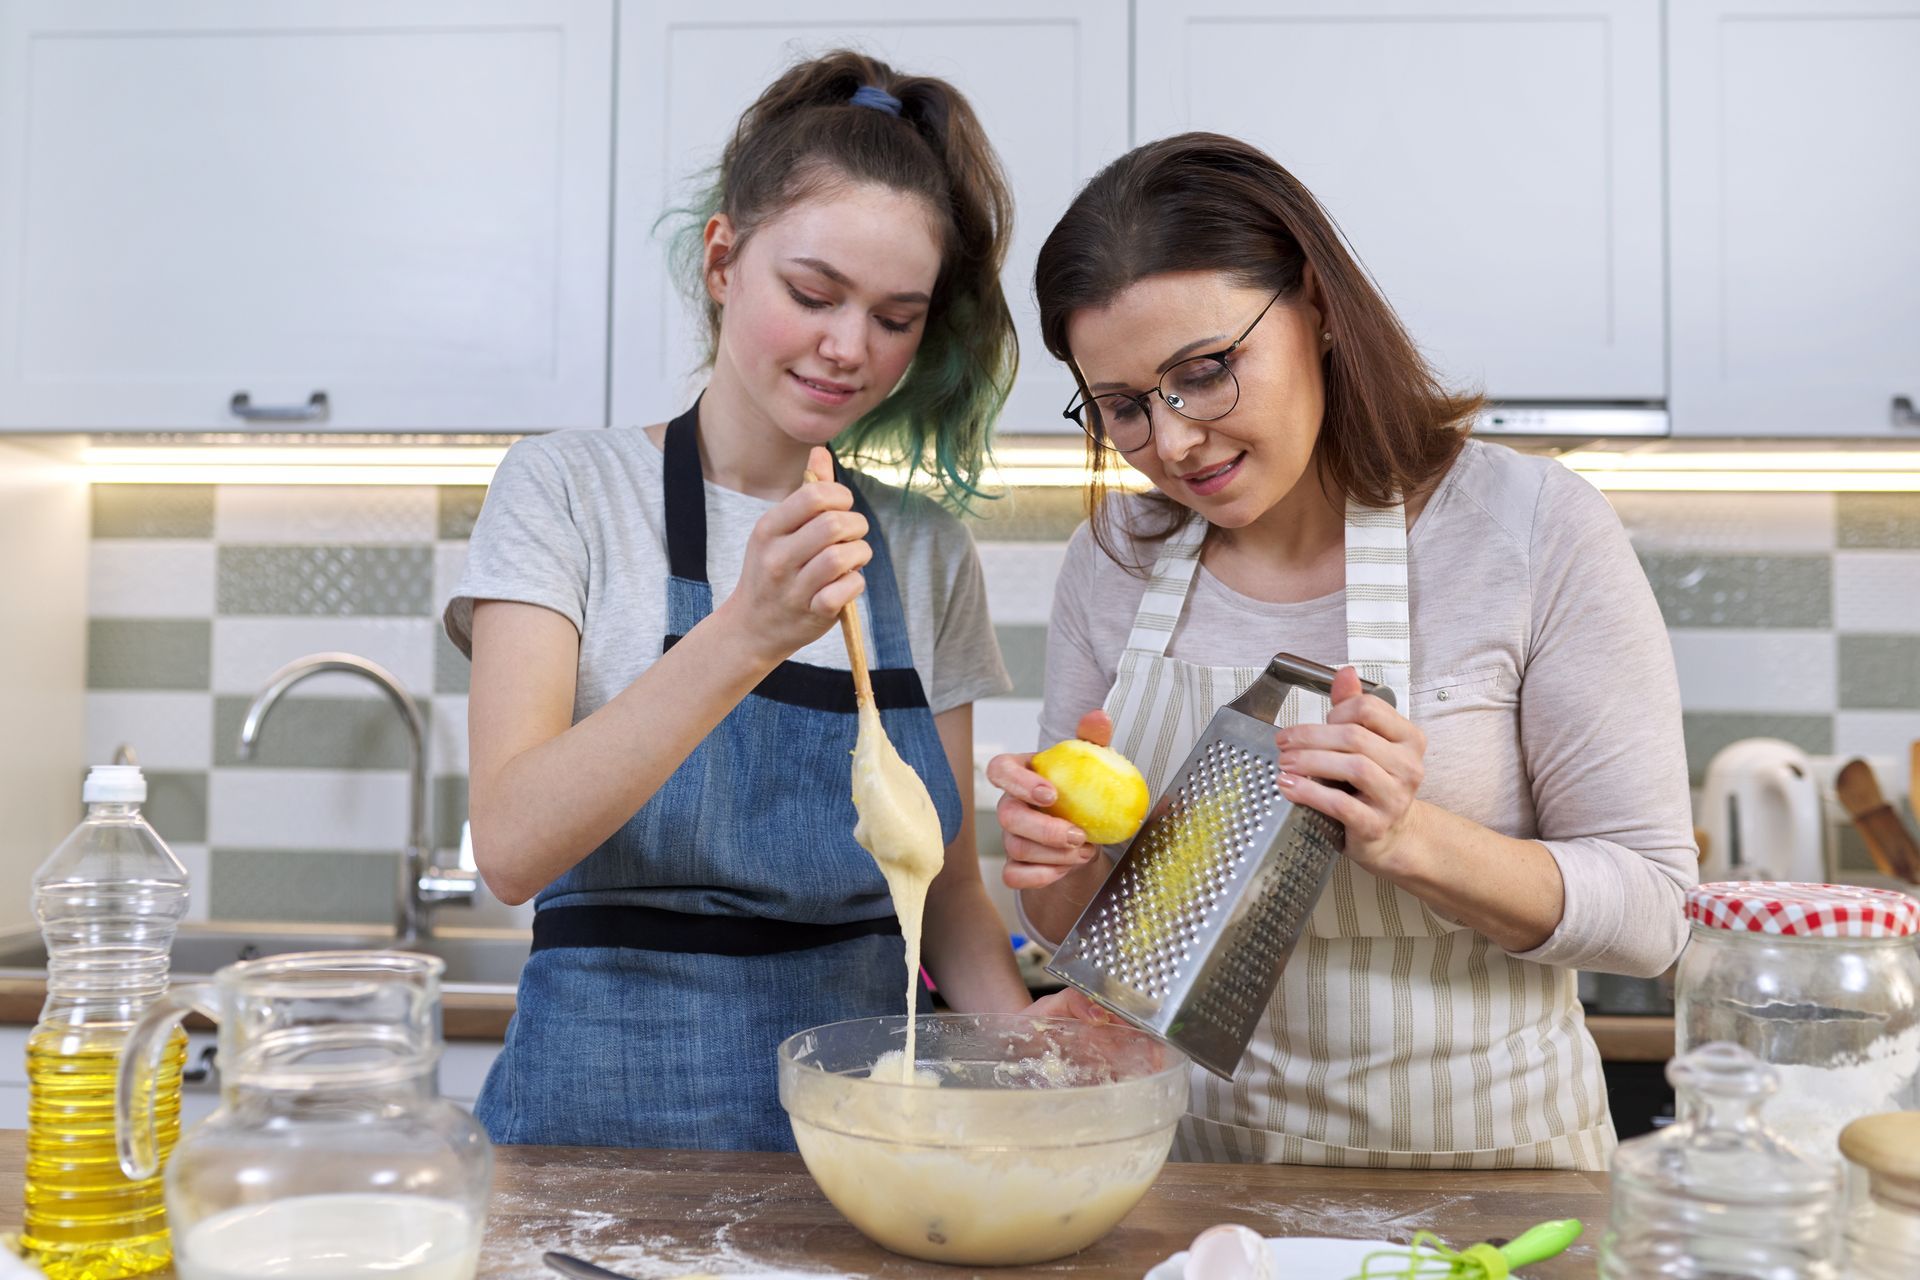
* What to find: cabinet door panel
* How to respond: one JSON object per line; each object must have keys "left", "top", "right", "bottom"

{"left": 1135, "top": 0, "right": 1664, "bottom": 402}
{"left": 0, "top": 0, "right": 614, "bottom": 431}
{"left": 612, "top": 0, "right": 1129, "bottom": 438}
{"left": 1669, "top": 0, "right": 1920, "bottom": 436}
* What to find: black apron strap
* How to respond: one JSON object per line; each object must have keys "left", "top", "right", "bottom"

{"left": 662, "top": 400, "right": 708, "bottom": 583}
{"left": 533, "top": 903, "right": 901, "bottom": 957}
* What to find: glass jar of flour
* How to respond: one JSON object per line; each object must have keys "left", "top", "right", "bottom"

{"left": 1676, "top": 882, "right": 1920, "bottom": 1166}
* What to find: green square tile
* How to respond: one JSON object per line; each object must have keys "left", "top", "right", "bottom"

{"left": 144, "top": 771, "right": 208, "bottom": 845}
{"left": 87, "top": 619, "right": 212, "bottom": 690}
{"left": 1835, "top": 826, "right": 1877, "bottom": 874}
{"left": 435, "top": 629, "right": 472, "bottom": 695}
{"left": 434, "top": 775, "right": 468, "bottom": 851}
{"left": 1682, "top": 712, "right": 1834, "bottom": 785}
{"left": 214, "top": 695, "right": 430, "bottom": 769}
{"left": 91, "top": 485, "right": 215, "bottom": 538}
{"left": 438, "top": 487, "right": 488, "bottom": 541}
{"left": 207, "top": 849, "right": 399, "bottom": 925}
{"left": 1838, "top": 635, "right": 1920, "bottom": 710}
{"left": 974, "top": 815, "right": 1006, "bottom": 860}
{"left": 995, "top": 624, "right": 1047, "bottom": 698}
{"left": 217, "top": 545, "right": 434, "bottom": 616}
{"left": 1638, "top": 553, "right": 1831, "bottom": 628}
{"left": 1838, "top": 494, "right": 1920, "bottom": 549}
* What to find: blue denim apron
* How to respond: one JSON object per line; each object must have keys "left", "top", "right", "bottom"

{"left": 474, "top": 402, "right": 963, "bottom": 1151}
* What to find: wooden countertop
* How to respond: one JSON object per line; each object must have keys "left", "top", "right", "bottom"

{"left": 0, "top": 1129, "right": 1610, "bottom": 1277}
{"left": 0, "top": 978, "right": 1678, "bottom": 1061}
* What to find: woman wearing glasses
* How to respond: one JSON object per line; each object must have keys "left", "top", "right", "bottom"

{"left": 987, "top": 133, "right": 1696, "bottom": 1169}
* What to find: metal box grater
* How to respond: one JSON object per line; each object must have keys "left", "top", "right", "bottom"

{"left": 1045, "top": 653, "right": 1397, "bottom": 1080}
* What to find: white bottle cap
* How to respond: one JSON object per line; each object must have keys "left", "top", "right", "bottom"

{"left": 83, "top": 764, "right": 146, "bottom": 804}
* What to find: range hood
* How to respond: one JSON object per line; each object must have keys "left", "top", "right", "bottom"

{"left": 1473, "top": 403, "right": 1668, "bottom": 437}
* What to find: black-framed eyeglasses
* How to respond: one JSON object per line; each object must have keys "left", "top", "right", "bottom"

{"left": 1063, "top": 289, "right": 1286, "bottom": 454}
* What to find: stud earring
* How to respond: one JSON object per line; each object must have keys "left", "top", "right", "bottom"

{"left": 1322, "top": 330, "right": 1333, "bottom": 343}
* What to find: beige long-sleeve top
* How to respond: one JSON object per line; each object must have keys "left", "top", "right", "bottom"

{"left": 1038, "top": 439, "right": 1697, "bottom": 978}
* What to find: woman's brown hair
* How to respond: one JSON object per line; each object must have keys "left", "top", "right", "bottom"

{"left": 666, "top": 49, "right": 1016, "bottom": 508}
{"left": 1033, "top": 131, "right": 1478, "bottom": 568}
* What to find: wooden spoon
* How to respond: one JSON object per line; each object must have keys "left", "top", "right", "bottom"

{"left": 805, "top": 467, "right": 945, "bottom": 1083}
{"left": 1911, "top": 740, "right": 1919, "bottom": 828}
{"left": 800, "top": 469, "right": 941, "bottom": 870}
{"left": 1835, "top": 758, "right": 1920, "bottom": 884}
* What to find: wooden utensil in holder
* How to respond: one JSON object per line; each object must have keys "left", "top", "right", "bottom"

{"left": 1835, "top": 759, "right": 1920, "bottom": 884}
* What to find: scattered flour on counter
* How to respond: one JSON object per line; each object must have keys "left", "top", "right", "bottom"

{"left": 1763, "top": 1028, "right": 1920, "bottom": 1164}
{"left": 483, "top": 1185, "right": 851, "bottom": 1280}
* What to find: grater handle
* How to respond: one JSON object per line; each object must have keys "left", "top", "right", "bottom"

{"left": 1228, "top": 653, "right": 1397, "bottom": 723}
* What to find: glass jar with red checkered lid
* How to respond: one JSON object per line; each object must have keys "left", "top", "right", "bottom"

{"left": 1676, "top": 881, "right": 1920, "bottom": 1166}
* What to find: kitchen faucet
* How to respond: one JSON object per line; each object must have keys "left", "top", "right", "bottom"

{"left": 237, "top": 652, "right": 475, "bottom": 943}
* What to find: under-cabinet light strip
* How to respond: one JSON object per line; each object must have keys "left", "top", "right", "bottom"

{"left": 81, "top": 444, "right": 1920, "bottom": 492}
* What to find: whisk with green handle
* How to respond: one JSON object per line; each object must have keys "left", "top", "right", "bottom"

{"left": 1352, "top": 1218, "right": 1584, "bottom": 1279}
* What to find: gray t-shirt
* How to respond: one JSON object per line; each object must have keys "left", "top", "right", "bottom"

{"left": 1040, "top": 439, "right": 1698, "bottom": 979}
{"left": 445, "top": 426, "right": 1012, "bottom": 723}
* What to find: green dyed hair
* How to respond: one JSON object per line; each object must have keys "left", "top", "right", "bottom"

{"left": 661, "top": 49, "right": 1017, "bottom": 510}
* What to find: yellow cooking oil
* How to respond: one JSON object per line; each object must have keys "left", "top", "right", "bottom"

{"left": 22, "top": 1023, "right": 186, "bottom": 1280}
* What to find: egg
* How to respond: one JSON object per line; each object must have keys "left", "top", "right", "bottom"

{"left": 1183, "top": 1223, "right": 1273, "bottom": 1280}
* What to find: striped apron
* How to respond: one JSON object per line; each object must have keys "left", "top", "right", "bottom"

{"left": 1106, "top": 502, "right": 1614, "bottom": 1170}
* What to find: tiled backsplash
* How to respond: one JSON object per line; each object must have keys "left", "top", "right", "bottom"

{"left": 82, "top": 479, "right": 1920, "bottom": 926}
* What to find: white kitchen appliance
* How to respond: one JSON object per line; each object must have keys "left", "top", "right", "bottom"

{"left": 1699, "top": 738, "right": 1826, "bottom": 883}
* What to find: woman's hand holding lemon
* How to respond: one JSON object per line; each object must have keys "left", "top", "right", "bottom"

{"left": 987, "top": 710, "right": 1149, "bottom": 890}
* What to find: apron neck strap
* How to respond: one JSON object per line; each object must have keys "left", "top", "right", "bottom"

{"left": 1118, "top": 496, "right": 1413, "bottom": 710}
{"left": 1343, "top": 494, "right": 1412, "bottom": 711}
{"left": 663, "top": 396, "right": 861, "bottom": 585}
{"left": 1120, "top": 513, "right": 1208, "bottom": 658}
{"left": 662, "top": 400, "right": 709, "bottom": 583}
{"left": 660, "top": 397, "right": 917, "bottom": 672}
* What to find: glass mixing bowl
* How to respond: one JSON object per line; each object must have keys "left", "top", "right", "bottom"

{"left": 777, "top": 1013, "right": 1190, "bottom": 1266}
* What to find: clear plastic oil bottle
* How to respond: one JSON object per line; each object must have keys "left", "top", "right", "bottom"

{"left": 21, "top": 765, "right": 189, "bottom": 1280}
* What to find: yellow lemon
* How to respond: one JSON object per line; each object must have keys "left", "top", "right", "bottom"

{"left": 1029, "top": 739, "right": 1150, "bottom": 846}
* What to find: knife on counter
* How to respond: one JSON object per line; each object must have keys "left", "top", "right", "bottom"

{"left": 544, "top": 1252, "right": 641, "bottom": 1280}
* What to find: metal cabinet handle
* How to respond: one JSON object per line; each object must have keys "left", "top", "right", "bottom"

{"left": 230, "top": 390, "right": 329, "bottom": 422}
{"left": 1894, "top": 396, "right": 1920, "bottom": 428}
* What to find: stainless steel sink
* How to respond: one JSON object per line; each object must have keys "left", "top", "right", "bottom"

{"left": 0, "top": 921, "right": 530, "bottom": 990}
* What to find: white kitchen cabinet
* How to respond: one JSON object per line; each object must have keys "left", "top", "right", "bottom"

{"left": 0, "top": 0, "right": 614, "bottom": 432}
{"left": 1668, "top": 0, "right": 1920, "bottom": 437}
{"left": 1134, "top": 0, "right": 1665, "bottom": 405}
{"left": 609, "top": 0, "right": 1130, "bottom": 438}
{"left": 439, "top": 1038, "right": 503, "bottom": 1110}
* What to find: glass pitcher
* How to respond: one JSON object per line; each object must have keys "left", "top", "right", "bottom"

{"left": 115, "top": 951, "right": 492, "bottom": 1280}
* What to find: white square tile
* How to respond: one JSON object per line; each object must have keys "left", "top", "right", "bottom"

{"left": 1836, "top": 552, "right": 1920, "bottom": 632}
{"left": 88, "top": 542, "right": 215, "bottom": 618}
{"left": 433, "top": 543, "right": 469, "bottom": 617}
{"left": 216, "top": 486, "right": 437, "bottom": 544}
{"left": 976, "top": 542, "right": 1067, "bottom": 626}
{"left": 212, "top": 618, "right": 436, "bottom": 696}
{"left": 209, "top": 768, "right": 411, "bottom": 851}
{"left": 1607, "top": 491, "right": 1835, "bottom": 553}
{"left": 430, "top": 695, "right": 469, "bottom": 777}
{"left": 1833, "top": 711, "right": 1920, "bottom": 789}
{"left": 86, "top": 692, "right": 214, "bottom": 770}
{"left": 973, "top": 696, "right": 1048, "bottom": 757}
{"left": 1667, "top": 630, "right": 1836, "bottom": 712}
{"left": 972, "top": 696, "right": 1047, "bottom": 811}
